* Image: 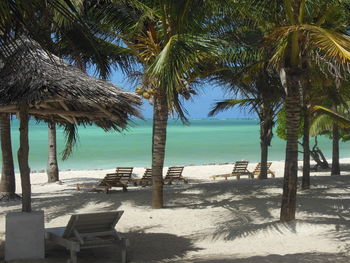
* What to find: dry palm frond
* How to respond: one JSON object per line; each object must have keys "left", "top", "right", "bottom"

{"left": 0, "top": 37, "right": 142, "bottom": 130}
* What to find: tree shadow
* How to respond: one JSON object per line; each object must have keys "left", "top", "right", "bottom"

{"left": 44, "top": 229, "right": 200, "bottom": 263}
{"left": 181, "top": 252, "right": 350, "bottom": 263}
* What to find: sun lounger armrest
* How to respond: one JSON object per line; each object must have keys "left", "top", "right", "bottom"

{"left": 105, "top": 172, "right": 120, "bottom": 176}
{"left": 114, "top": 232, "right": 130, "bottom": 247}
{"left": 45, "top": 231, "right": 80, "bottom": 251}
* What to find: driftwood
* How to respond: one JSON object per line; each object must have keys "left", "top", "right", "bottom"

{"left": 299, "top": 137, "right": 329, "bottom": 170}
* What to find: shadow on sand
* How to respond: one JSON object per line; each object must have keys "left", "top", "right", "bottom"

{"left": 179, "top": 252, "right": 350, "bottom": 263}
{"left": 45, "top": 230, "right": 198, "bottom": 263}
{"left": 1, "top": 174, "right": 350, "bottom": 262}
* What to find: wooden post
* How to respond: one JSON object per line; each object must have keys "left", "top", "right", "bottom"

{"left": 17, "top": 106, "right": 31, "bottom": 212}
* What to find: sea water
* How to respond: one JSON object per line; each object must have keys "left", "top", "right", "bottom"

{"left": 1, "top": 119, "right": 349, "bottom": 171}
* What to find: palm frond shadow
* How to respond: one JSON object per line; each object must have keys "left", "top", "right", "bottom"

{"left": 211, "top": 220, "right": 294, "bottom": 242}
{"left": 297, "top": 163, "right": 350, "bottom": 173}
{"left": 178, "top": 252, "right": 350, "bottom": 263}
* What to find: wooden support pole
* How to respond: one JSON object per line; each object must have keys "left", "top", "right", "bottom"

{"left": 18, "top": 105, "right": 31, "bottom": 212}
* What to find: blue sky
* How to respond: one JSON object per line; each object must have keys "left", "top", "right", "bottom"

{"left": 109, "top": 71, "right": 257, "bottom": 119}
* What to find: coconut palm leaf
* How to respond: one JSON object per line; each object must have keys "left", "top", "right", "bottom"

{"left": 61, "top": 123, "right": 79, "bottom": 160}
{"left": 268, "top": 24, "right": 350, "bottom": 70}
{"left": 209, "top": 98, "right": 257, "bottom": 116}
{"left": 310, "top": 114, "right": 334, "bottom": 136}
{"left": 311, "top": 105, "right": 350, "bottom": 135}
{"left": 148, "top": 34, "right": 221, "bottom": 118}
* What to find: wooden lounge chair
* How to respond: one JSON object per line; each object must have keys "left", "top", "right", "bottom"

{"left": 76, "top": 173, "right": 128, "bottom": 193}
{"left": 164, "top": 166, "right": 187, "bottom": 184}
{"left": 211, "top": 161, "right": 253, "bottom": 180}
{"left": 106, "top": 167, "right": 134, "bottom": 185}
{"left": 138, "top": 168, "right": 152, "bottom": 186}
{"left": 45, "top": 211, "right": 128, "bottom": 263}
{"left": 252, "top": 162, "right": 276, "bottom": 178}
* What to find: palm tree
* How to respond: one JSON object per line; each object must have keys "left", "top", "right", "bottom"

{"left": 0, "top": 113, "right": 17, "bottom": 200}
{"left": 208, "top": 63, "right": 283, "bottom": 179}
{"left": 47, "top": 122, "right": 59, "bottom": 183}
{"left": 103, "top": 0, "right": 222, "bottom": 208}
{"left": 239, "top": 0, "right": 350, "bottom": 221}
{"left": 311, "top": 102, "right": 350, "bottom": 176}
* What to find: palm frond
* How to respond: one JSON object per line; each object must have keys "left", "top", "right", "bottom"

{"left": 311, "top": 105, "right": 350, "bottom": 131}
{"left": 61, "top": 123, "right": 79, "bottom": 160}
{"left": 208, "top": 98, "right": 256, "bottom": 116}
{"left": 148, "top": 34, "right": 222, "bottom": 120}
{"left": 310, "top": 114, "right": 334, "bottom": 136}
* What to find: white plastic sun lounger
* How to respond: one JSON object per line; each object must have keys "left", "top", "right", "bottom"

{"left": 45, "top": 211, "right": 128, "bottom": 263}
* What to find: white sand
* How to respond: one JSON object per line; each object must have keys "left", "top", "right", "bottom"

{"left": 1, "top": 159, "right": 350, "bottom": 262}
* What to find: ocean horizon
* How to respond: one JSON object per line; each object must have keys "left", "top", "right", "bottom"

{"left": 1, "top": 118, "right": 349, "bottom": 172}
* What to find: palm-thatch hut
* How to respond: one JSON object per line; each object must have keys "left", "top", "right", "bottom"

{"left": 0, "top": 38, "right": 142, "bottom": 211}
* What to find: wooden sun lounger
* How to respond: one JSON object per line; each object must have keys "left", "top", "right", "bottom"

{"left": 138, "top": 168, "right": 152, "bottom": 186}
{"left": 211, "top": 161, "right": 253, "bottom": 180}
{"left": 106, "top": 167, "right": 134, "bottom": 185}
{"left": 253, "top": 162, "right": 276, "bottom": 178}
{"left": 76, "top": 173, "right": 128, "bottom": 193}
{"left": 45, "top": 211, "right": 128, "bottom": 263}
{"left": 164, "top": 166, "right": 188, "bottom": 184}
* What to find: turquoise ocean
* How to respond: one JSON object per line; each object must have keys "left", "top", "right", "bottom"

{"left": 2, "top": 119, "right": 350, "bottom": 171}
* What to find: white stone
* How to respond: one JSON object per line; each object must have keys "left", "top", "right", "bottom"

{"left": 5, "top": 210, "right": 45, "bottom": 261}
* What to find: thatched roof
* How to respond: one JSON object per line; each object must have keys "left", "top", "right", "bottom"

{"left": 0, "top": 38, "right": 142, "bottom": 130}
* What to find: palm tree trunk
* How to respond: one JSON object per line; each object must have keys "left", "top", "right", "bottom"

{"left": 301, "top": 101, "right": 310, "bottom": 189}
{"left": 259, "top": 105, "right": 273, "bottom": 179}
{"left": 151, "top": 92, "right": 168, "bottom": 209}
{"left": 331, "top": 123, "right": 340, "bottom": 176}
{"left": 47, "top": 122, "right": 59, "bottom": 183}
{"left": 0, "top": 113, "right": 17, "bottom": 200}
{"left": 260, "top": 140, "right": 269, "bottom": 179}
{"left": 18, "top": 106, "right": 31, "bottom": 212}
{"left": 280, "top": 68, "right": 301, "bottom": 222}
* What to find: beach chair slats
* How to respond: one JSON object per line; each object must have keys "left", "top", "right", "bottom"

{"left": 134, "top": 168, "right": 153, "bottom": 186}
{"left": 210, "top": 161, "right": 254, "bottom": 180}
{"left": 115, "top": 167, "right": 133, "bottom": 178}
{"left": 232, "top": 161, "right": 249, "bottom": 172}
{"left": 76, "top": 172, "right": 128, "bottom": 193}
{"left": 143, "top": 168, "right": 152, "bottom": 179}
{"left": 166, "top": 167, "right": 184, "bottom": 176}
{"left": 46, "top": 211, "right": 128, "bottom": 263}
{"left": 232, "top": 161, "right": 253, "bottom": 179}
{"left": 164, "top": 166, "right": 188, "bottom": 184}
{"left": 106, "top": 167, "right": 134, "bottom": 183}
{"left": 253, "top": 162, "right": 275, "bottom": 178}
{"left": 63, "top": 211, "right": 123, "bottom": 239}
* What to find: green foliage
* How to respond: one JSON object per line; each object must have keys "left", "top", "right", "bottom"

{"left": 276, "top": 107, "right": 303, "bottom": 140}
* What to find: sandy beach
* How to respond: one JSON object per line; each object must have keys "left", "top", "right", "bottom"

{"left": 1, "top": 159, "right": 350, "bottom": 262}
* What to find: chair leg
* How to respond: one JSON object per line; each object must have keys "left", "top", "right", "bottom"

{"left": 68, "top": 249, "right": 78, "bottom": 263}
{"left": 121, "top": 238, "right": 128, "bottom": 263}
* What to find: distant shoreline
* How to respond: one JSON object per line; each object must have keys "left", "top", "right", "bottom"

{"left": 28, "top": 157, "right": 349, "bottom": 173}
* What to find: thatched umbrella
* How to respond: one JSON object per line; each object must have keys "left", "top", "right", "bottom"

{"left": 0, "top": 38, "right": 142, "bottom": 211}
